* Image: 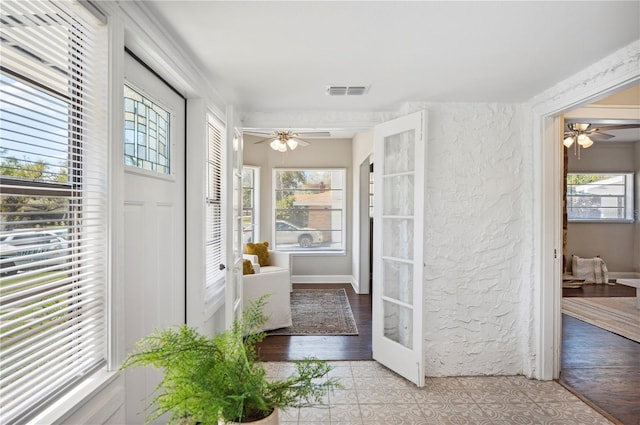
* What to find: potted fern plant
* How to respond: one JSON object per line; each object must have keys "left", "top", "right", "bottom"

{"left": 121, "top": 297, "right": 340, "bottom": 424}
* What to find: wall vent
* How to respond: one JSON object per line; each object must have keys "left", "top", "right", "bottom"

{"left": 326, "top": 85, "right": 370, "bottom": 96}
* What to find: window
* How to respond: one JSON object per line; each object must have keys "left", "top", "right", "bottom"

{"left": 124, "top": 84, "right": 171, "bottom": 174}
{"left": 0, "top": 1, "right": 107, "bottom": 423}
{"left": 206, "top": 119, "right": 224, "bottom": 292}
{"left": 567, "top": 173, "right": 635, "bottom": 222}
{"left": 273, "top": 169, "right": 346, "bottom": 251}
{"left": 242, "top": 166, "right": 259, "bottom": 244}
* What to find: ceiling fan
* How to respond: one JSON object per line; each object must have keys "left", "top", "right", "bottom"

{"left": 563, "top": 122, "right": 640, "bottom": 149}
{"left": 244, "top": 130, "right": 331, "bottom": 152}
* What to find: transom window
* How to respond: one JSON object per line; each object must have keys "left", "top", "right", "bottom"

{"left": 567, "top": 173, "right": 635, "bottom": 222}
{"left": 124, "top": 84, "right": 171, "bottom": 174}
{"left": 273, "top": 169, "right": 346, "bottom": 252}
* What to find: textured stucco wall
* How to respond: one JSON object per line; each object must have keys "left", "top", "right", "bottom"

{"left": 422, "top": 103, "right": 532, "bottom": 376}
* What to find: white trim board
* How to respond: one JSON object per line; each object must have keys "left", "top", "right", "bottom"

{"left": 291, "top": 275, "right": 354, "bottom": 285}
{"left": 291, "top": 275, "right": 359, "bottom": 298}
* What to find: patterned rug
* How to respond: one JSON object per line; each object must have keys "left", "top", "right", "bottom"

{"left": 268, "top": 288, "right": 359, "bottom": 336}
{"left": 562, "top": 297, "right": 639, "bottom": 343}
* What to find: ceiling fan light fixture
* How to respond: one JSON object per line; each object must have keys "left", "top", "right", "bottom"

{"left": 563, "top": 136, "right": 575, "bottom": 148}
{"left": 571, "top": 123, "right": 591, "bottom": 132}
{"left": 577, "top": 134, "right": 593, "bottom": 148}
{"left": 277, "top": 143, "right": 287, "bottom": 153}
{"left": 270, "top": 139, "right": 280, "bottom": 150}
{"left": 286, "top": 139, "right": 298, "bottom": 150}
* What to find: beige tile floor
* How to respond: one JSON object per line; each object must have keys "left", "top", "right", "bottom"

{"left": 265, "top": 361, "right": 612, "bottom": 425}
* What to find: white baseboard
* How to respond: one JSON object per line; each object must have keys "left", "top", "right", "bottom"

{"left": 609, "top": 271, "right": 640, "bottom": 280}
{"left": 291, "top": 275, "right": 353, "bottom": 284}
{"left": 291, "top": 275, "right": 363, "bottom": 294}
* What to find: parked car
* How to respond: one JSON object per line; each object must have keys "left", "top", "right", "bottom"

{"left": 0, "top": 230, "right": 68, "bottom": 274}
{"left": 275, "top": 220, "right": 323, "bottom": 248}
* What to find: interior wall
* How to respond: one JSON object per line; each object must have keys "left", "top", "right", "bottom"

{"left": 243, "top": 136, "right": 353, "bottom": 278}
{"left": 566, "top": 142, "right": 638, "bottom": 272}
{"left": 416, "top": 102, "right": 531, "bottom": 377}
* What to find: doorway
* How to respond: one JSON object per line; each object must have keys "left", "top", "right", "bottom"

{"left": 557, "top": 88, "right": 640, "bottom": 424}
{"left": 358, "top": 155, "right": 374, "bottom": 295}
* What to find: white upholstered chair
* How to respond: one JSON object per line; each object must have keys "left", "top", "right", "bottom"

{"left": 242, "top": 250, "right": 292, "bottom": 331}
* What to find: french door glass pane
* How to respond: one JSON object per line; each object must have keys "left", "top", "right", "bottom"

{"left": 383, "top": 260, "right": 413, "bottom": 304}
{"left": 382, "top": 218, "right": 413, "bottom": 260}
{"left": 383, "top": 174, "right": 414, "bottom": 216}
{"left": 384, "top": 300, "right": 413, "bottom": 348}
{"left": 384, "top": 130, "right": 415, "bottom": 175}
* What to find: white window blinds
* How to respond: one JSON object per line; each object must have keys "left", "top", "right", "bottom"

{"left": 0, "top": 1, "right": 107, "bottom": 423}
{"left": 206, "top": 120, "right": 225, "bottom": 294}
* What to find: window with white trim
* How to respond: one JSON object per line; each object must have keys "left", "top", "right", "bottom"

{"left": 567, "top": 173, "right": 635, "bottom": 222}
{"left": 242, "top": 166, "right": 259, "bottom": 244}
{"left": 273, "top": 168, "right": 346, "bottom": 252}
{"left": 0, "top": 1, "right": 107, "bottom": 423}
{"left": 206, "top": 119, "right": 225, "bottom": 296}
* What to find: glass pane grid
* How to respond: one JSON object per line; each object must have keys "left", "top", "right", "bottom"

{"left": 274, "top": 169, "right": 345, "bottom": 251}
{"left": 566, "top": 173, "right": 632, "bottom": 220}
{"left": 123, "top": 85, "right": 171, "bottom": 174}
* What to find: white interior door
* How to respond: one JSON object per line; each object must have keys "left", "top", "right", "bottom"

{"left": 226, "top": 125, "right": 244, "bottom": 325}
{"left": 372, "top": 110, "right": 427, "bottom": 387}
{"left": 123, "top": 53, "right": 185, "bottom": 423}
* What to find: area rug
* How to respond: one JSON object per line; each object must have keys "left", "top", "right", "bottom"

{"left": 268, "top": 288, "right": 359, "bottom": 336}
{"left": 562, "top": 297, "right": 640, "bottom": 343}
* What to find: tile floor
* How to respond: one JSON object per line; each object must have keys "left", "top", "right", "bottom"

{"left": 264, "top": 361, "right": 612, "bottom": 425}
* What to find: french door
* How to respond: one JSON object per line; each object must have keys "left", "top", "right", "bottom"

{"left": 226, "top": 124, "right": 244, "bottom": 325}
{"left": 372, "top": 110, "right": 427, "bottom": 386}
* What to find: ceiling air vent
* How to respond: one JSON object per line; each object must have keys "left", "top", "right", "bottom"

{"left": 326, "top": 85, "right": 370, "bottom": 96}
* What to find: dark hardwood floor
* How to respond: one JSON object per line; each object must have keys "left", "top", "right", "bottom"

{"left": 561, "top": 284, "right": 640, "bottom": 425}
{"left": 257, "top": 283, "right": 372, "bottom": 361}
{"left": 562, "top": 282, "right": 636, "bottom": 298}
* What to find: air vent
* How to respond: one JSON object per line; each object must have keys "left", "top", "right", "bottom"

{"left": 326, "top": 85, "right": 370, "bottom": 96}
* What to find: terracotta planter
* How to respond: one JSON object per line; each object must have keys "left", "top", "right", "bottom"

{"left": 223, "top": 408, "right": 279, "bottom": 425}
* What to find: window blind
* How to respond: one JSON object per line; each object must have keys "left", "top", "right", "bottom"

{"left": 205, "top": 121, "right": 225, "bottom": 293}
{"left": 0, "top": 1, "right": 107, "bottom": 423}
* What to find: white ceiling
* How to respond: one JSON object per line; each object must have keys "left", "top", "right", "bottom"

{"left": 145, "top": 1, "right": 639, "bottom": 115}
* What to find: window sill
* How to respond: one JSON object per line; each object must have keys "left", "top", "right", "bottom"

{"left": 27, "top": 369, "right": 120, "bottom": 425}
{"left": 568, "top": 219, "right": 635, "bottom": 224}
{"left": 280, "top": 250, "right": 347, "bottom": 256}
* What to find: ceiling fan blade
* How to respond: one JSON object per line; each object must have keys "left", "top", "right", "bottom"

{"left": 244, "top": 130, "right": 276, "bottom": 137}
{"left": 588, "top": 131, "right": 614, "bottom": 140}
{"left": 590, "top": 124, "right": 640, "bottom": 132}
{"left": 291, "top": 131, "right": 331, "bottom": 138}
{"left": 293, "top": 138, "right": 311, "bottom": 147}
{"left": 253, "top": 137, "right": 275, "bottom": 144}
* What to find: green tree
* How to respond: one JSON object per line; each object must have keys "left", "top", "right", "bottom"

{"left": 0, "top": 155, "right": 69, "bottom": 229}
{"left": 275, "top": 171, "right": 308, "bottom": 226}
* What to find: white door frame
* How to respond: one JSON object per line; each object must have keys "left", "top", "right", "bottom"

{"left": 533, "top": 43, "right": 639, "bottom": 380}
{"left": 358, "top": 156, "right": 372, "bottom": 295}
